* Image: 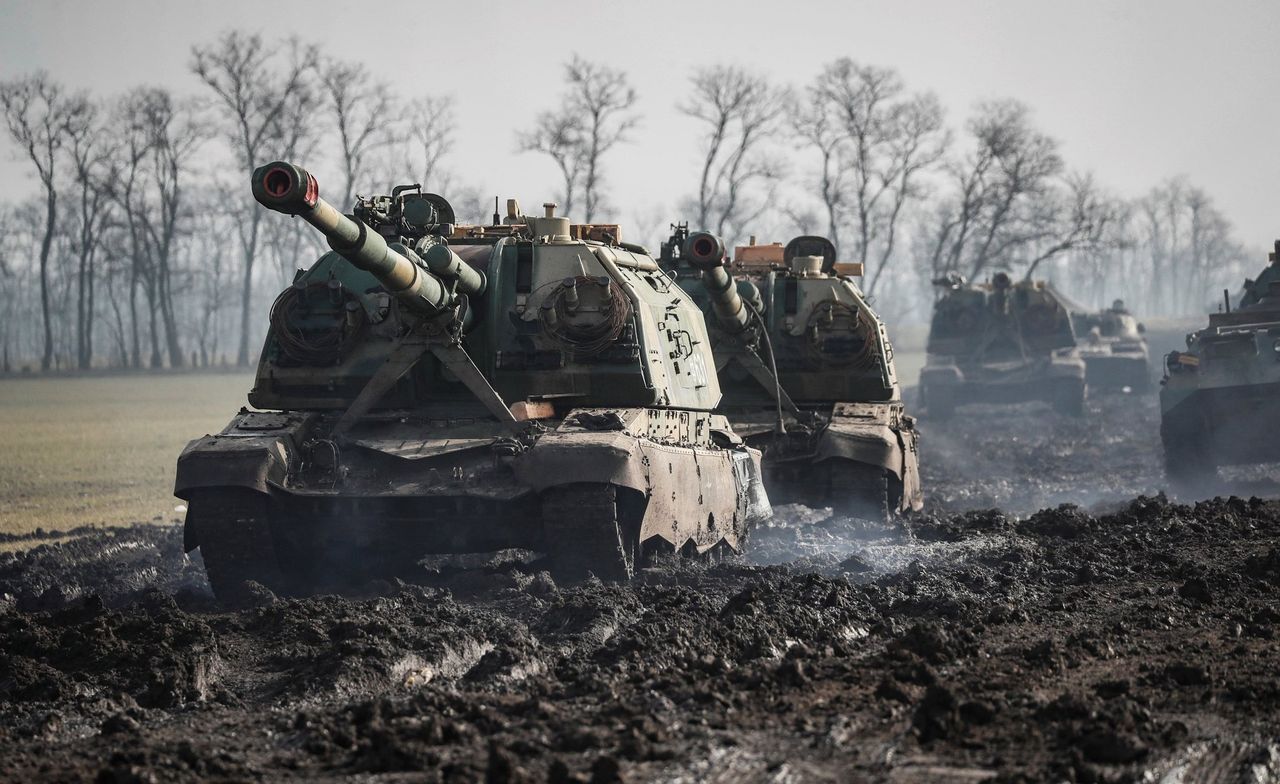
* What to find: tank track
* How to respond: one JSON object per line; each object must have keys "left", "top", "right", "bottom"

{"left": 541, "top": 483, "right": 634, "bottom": 581}
{"left": 186, "top": 489, "right": 290, "bottom": 604}
{"left": 1161, "top": 414, "right": 1216, "bottom": 489}
{"left": 828, "top": 461, "right": 892, "bottom": 522}
{"left": 767, "top": 460, "right": 892, "bottom": 522}
{"left": 190, "top": 482, "right": 700, "bottom": 598}
{"left": 1051, "top": 379, "right": 1087, "bottom": 416}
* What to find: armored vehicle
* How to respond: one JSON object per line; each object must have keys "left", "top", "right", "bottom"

{"left": 921, "top": 272, "right": 1086, "bottom": 418}
{"left": 1071, "top": 300, "right": 1151, "bottom": 390}
{"left": 1161, "top": 240, "right": 1280, "bottom": 483}
{"left": 659, "top": 227, "right": 921, "bottom": 519}
{"left": 175, "top": 162, "right": 769, "bottom": 601}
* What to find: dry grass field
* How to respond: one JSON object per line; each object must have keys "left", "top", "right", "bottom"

{"left": 0, "top": 318, "right": 1191, "bottom": 539}
{"left": 0, "top": 372, "right": 252, "bottom": 536}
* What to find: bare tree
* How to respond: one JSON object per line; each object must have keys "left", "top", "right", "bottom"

{"left": 319, "top": 57, "right": 395, "bottom": 208}
{"left": 99, "top": 230, "right": 134, "bottom": 367}
{"left": 142, "top": 90, "right": 207, "bottom": 367}
{"left": 188, "top": 190, "right": 236, "bottom": 367}
{"left": 519, "top": 56, "right": 638, "bottom": 222}
{"left": 65, "top": 97, "right": 115, "bottom": 369}
{"left": 111, "top": 88, "right": 160, "bottom": 367}
{"left": 398, "top": 95, "right": 455, "bottom": 191}
{"left": 5, "top": 199, "right": 49, "bottom": 366}
{"left": 261, "top": 74, "right": 325, "bottom": 289}
{"left": 791, "top": 90, "right": 845, "bottom": 249}
{"left": 0, "top": 73, "right": 78, "bottom": 370}
{"left": 1127, "top": 177, "right": 1248, "bottom": 316}
{"left": 191, "top": 31, "right": 318, "bottom": 366}
{"left": 925, "top": 100, "right": 1116, "bottom": 284}
{"left": 518, "top": 109, "right": 584, "bottom": 217}
{"left": 680, "top": 65, "right": 785, "bottom": 241}
{"left": 0, "top": 205, "right": 17, "bottom": 372}
{"left": 796, "top": 59, "right": 949, "bottom": 296}
{"left": 1021, "top": 173, "right": 1121, "bottom": 278}
{"left": 627, "top": 203, "right": 672, "bottom": 255}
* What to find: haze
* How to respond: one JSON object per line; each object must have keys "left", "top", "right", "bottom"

{"left": 1, "top": 0, "right": 1277, "bottom": 246}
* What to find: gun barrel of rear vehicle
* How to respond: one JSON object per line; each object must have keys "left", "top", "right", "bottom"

{"left": 684, "top": 231, "right": 752, "bottom": 334}
{"left": 250, "top": 160, "right": 456, "bottom": 314}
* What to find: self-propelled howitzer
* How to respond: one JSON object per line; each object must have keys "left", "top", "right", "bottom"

{"left": 175, "top": 163, "right": 769, "bottom": 602}
{"left": 920, "top": 272, "right": 1087, "bottom": 418}
{"left": 661, "top": 228, "right": 922, "bottom": 518}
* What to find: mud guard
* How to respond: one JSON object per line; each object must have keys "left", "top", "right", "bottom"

{"left": 513, "top": 411, "right": 768, "bottom": 554}
{"left": 920, "top": 363, "right": 964, "bottom": 387}
{"left": 174, "top": 412, "right": 307, "bottom": 551}
{"left": 815, "top": 402, "right": 923, "bottom": 512}
{"left": 1046, "top": 351, "right": 1088, "bottom": 380}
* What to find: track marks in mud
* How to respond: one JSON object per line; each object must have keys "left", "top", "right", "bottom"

{"left": 3, "top": 495, "right": 1280, "bottom": 780}
{"left": 4, "top": 396, "right": 1280, "bottom": 780}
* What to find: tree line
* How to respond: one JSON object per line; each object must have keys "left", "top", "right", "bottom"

{"left": 0, "top": 31, "right": 1256, "bottom": 372}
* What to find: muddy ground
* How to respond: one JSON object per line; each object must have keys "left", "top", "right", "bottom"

{"left": 3, "top": 392, "right": 1280, "bottom": 782}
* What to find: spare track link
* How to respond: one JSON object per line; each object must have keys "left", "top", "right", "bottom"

{"left": 189, "top": 489, "right": 288, "bottom": 604}
{"left": 541, "top": 483, "right": 632, "bottom": 581}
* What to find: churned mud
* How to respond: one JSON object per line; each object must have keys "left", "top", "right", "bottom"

{"left": 3, "top": 393, "right": 1280, "bottom": 782}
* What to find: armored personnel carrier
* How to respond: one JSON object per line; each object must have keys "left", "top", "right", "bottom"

{"left": 658, "top": 227, "right": 921, "bottom": 519}
{"left": 1161, "top": 240, "right": 1280, "bottom": 483}
{"left": 1071, "top": 300, "right": 1151, "bottom": 390}
{"left": 175, "top": 162, "right": 770, "bottom": 601}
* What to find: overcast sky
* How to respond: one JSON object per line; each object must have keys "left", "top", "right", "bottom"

{"left": 1, "top": 0, "right": 1277, "bottom": 249}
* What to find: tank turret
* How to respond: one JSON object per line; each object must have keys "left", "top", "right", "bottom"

{"left": 1239, "top": 240, "right": 1280, "bottom": 309}
{"left": 175, "top": 163, "right": 771, "bottom": 602}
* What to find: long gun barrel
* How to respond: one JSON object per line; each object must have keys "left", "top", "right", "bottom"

{"left": 251, "top": 161, "right": 459, "bottom": 315}
{"left": 684, "top": 231, "right": 752, "bottom": 334}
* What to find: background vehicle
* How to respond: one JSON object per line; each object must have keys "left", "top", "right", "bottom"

{"left": 1161, "top": 240, "right": 1280, "bottom": 483}
{"left": 921, "top": 272, "right": 1087, "bottom": 418}
{"left": 660, "top": 227, "right": 921, "bottom": 519}
{"left": 1071, "top": 300, "right": 1151, "bottom": 390}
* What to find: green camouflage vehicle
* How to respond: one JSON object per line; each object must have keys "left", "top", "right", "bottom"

{"left": 175, "top": 162, "right": 770, "bottom": 601}
{"left": 659, "top": 227, "right": 921, "bottom": 519}
{"left": 921, "top": 272, "right": 1087, "bottom": 418}
{"left": 1161, "top": 240, "right": 1280, "bottom": 483}
{"left": 1071, "top": 300, "right": 1151, "bottom": 391}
